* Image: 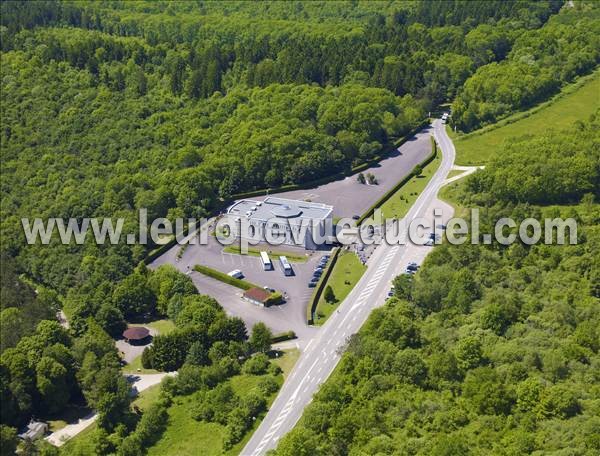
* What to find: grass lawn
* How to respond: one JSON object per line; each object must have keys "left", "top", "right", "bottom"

{"left": 122, "top": 354, "right": 160, "bottom": 374}
{"left": 59, "top": 419, "right": 97, "bottom": 454}
{"left": 223, "top": 245, "right": 308, "bottom": 263}
{"left": 132, "top": 384, "right": 163, "bottom": 412}
{"left": 273, "top": 348, "right": 300, "bottom": 380}
{"left": 147, "top": 350, "right": 299, "bottom": 456}
{"left": 130, "top": 319, "right": 176, "bottom": 336}
{"left": 446, "top": 169, "right": 467, "bottom": 180}
{"left": 453, "top": 70, "right": 600, "bottom": 165}
{"left": 378, "top": 150, "right": 442, "bottom": 219}
{"left": 313, "top": 251, "right": 366, "bottom": 325}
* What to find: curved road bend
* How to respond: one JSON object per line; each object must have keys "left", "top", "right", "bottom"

{"left": 242, "top": 119, "right": 456, "bottom": 455}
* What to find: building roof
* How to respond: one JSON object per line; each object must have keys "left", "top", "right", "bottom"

{"left": 18, "top": 421, "right": 47, "bottom": 440}
{"left": 227, "top": 196, "right": 333, "bottom": 223}
{"left": 243, "top": 287, "right": 271, "bottom": 303}
{"left": 123, "top": 326, "right": 150, "bottom": 340}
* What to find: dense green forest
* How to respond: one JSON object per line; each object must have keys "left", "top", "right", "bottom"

{"left": 273, "top": 115, "right": 600, "bottom": 455}
{"left": 1, "top": 1, "right": 599, "bottom": 454}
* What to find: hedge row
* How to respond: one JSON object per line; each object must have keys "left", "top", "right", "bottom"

{"left": 271, "top": 331, "right": 297, "bottom": 344}
{"left": 193, "top": 264, "right": 259, "bottom": 290}
{"left": 356, "top": 135, "right": 438, "bottom": 225}
{"left": 306, "top": 247, "right": 341, "bottom": 325}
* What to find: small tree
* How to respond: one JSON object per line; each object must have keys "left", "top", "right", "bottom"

{"left": 357, "top": 172, "right": 366, "bottom": 184}
{"left": 186, "top": 341, "right": 209, "bottom": 366}
{"left": 414, "top": 165, "right": 423, "bottom": 177}
{"left": 366, "top": 173, "right": 377, "bottom": 185}
{"left": 250, "top": 323, "right": 272, "bottom": 353}
{"left": 392, "top": 274, "right": 413, "bottom": 300}
{"left": 324, "top": 285, "right": 336, "bottom": 304}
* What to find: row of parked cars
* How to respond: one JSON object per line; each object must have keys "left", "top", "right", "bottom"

{"left": 308, "top": 254, "right": 330, "bottom": 288}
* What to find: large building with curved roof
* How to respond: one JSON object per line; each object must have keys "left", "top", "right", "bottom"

{"left": 226, "top": 196, "right": 333, "bottom": 249}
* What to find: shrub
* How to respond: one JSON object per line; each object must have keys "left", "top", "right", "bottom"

{"left": 242, "top": 353, "right": 270, "bottom": 375}
{"left": 141, "top": 347, "right": 153, "bottom": 369}
{"left": 258, "top": 376, "right": 280, "bottom": 395}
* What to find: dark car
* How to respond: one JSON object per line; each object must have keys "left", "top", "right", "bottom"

{"left": 308, "top": 281, "right": 317, "bottom": 288}
{"left": 406, "top": 263, "right": 419, "bottom": 273}
{"left": 352, "top": 215, "right": 360, "bottom": 220}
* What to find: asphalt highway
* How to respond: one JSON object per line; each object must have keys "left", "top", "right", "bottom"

{"left": 241, "top": 119, "right": 456, "bottom": 455}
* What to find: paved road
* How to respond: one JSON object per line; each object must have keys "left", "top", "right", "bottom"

{"left": 241, "top": 119, "right": 455, "bottom": 455}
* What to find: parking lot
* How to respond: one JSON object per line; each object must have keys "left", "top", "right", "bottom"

{"left": 152, "top": 235, "right": 331, "bottom": 338}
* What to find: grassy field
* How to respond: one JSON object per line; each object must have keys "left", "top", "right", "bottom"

{"left": 122, "top": 354, "right": 160, "bottom": 374}
{"left": 223, "top": 245, "right": 308, "bottom": 263}
{"left": 129, "top": 319, "right": 176, "bottom": 336}
{"left": 147, "top": 350, "right": 298, "bottom": 456}
{"left": 132, "top": 384, "right": 163, "bottom": 412}
{"left": 453, "top": 70, "right": 600, "bottom": 165}
{"left": 313, "top": 251, "right": 366, "bottom": 325}
{"left": 378, "top": 149, "right": 442, "bottom": 219}
{"left": 446, "top": 169, "right": 467, "bottom": 180}
{"left": 273, "top": 348, "right": 300, "bottom": 380}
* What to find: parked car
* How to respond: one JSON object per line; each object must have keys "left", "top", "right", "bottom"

{"left": 352, "top": 215, "right": 360, "bottom": 220}
{"left": 308, "top": 281, "right": 317, "bottom": 288}
{"left": 227, "top": 269, "right": 244, "bottom": 279}
{"left": 406, "top": 263, "right": 419, "bottom": 274}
